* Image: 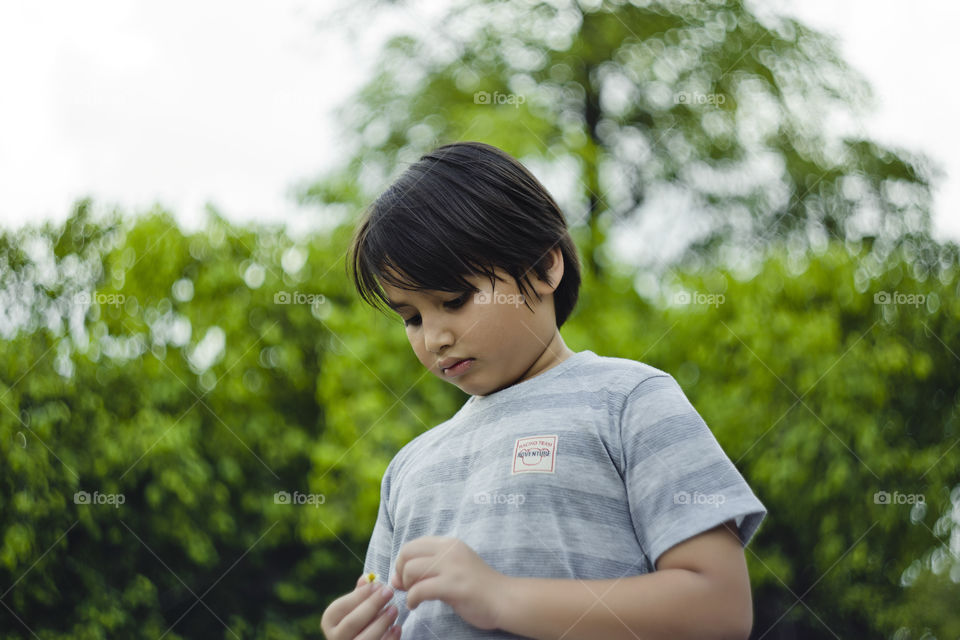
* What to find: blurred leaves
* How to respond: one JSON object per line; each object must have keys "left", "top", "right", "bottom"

{"left": 1, "top": 203, "right": 959, "bottom": 638}
{"left": 0, "top": 204, "right": 436, "bottom": 638}
{"left": 0, "top": 0, "right": 957, "bottom": 638}
{"left": 305, "top": 0, "right": 938, "bottom": 276}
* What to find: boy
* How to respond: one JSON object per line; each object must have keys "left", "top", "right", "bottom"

{"left": 320, "top": 142, "right": 767, "bottom": 640}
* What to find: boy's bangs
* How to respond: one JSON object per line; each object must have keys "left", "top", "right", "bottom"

{"left": 377, "top": 248, "right": 495, "bottom": 296}
{"left": 355, "top": 210, "right": 503, "bottom": 313}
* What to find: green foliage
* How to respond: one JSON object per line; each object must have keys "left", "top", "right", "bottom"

{"left": 2, "top": 203, "right": 959, "bottom": 638}
{"left": 310, "top": 0, "right": 937, "bottom": 276}
{"left": 0, "top": 204, "right": 437, "bottom": 638}
{"left": 1, "top": 1, "right": 956, "bottom": 636}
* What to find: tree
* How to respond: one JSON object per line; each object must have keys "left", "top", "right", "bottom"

{"left": 303, "top": 0, "right": 937, "bottom": 277}
{"left": 3, "top": 202, "right": 958, "bottom": 638}
{"left": 0, "top": 203, "right": 428, "bottom": 638}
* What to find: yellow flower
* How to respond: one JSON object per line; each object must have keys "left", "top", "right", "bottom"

{"left": 366, "top": 572, "right": 377, "bottom": 584}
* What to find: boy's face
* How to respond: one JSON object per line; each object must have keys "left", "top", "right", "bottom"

{"left": 379, "top": 248, "right": 569, "bottom": 396}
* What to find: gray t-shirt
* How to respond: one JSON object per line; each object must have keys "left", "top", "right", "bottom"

{"left": 363, "top": 349, "right": 767, "bottom": 639}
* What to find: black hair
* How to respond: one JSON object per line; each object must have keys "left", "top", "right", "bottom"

{"left": 347, "top": 141, "right": 581, "bottom": 328}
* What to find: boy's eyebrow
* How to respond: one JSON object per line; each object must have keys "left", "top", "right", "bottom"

{"left": 384, "top": 292, "right": 431, "bottom": 310}
{"left": 385, "top": 289, "right": 462, "bottom": 310}
{"left": 385, "top": 298, "right": 412, "bottom": 311}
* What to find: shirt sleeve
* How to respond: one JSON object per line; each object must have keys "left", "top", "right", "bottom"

{"left": 362, "top": 459, "right": 396, "bottom": 584}
{"left": 619, "top": 374, "right": 767, "bottom": 569}
{"left": 362, "top": 452, "right": 415, "bottom": 632}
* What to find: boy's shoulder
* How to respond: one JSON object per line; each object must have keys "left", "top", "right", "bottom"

{"left": 585, "top": 352, "right": 672, "bottom": 384}
{"left": 561, "top": 350, "right": 676, "bottom": 399}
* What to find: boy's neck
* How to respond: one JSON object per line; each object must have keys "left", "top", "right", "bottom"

{"left": 477, "top": 332, "right": 575, "bottom": 397}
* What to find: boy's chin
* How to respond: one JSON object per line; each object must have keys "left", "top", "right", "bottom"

{"left": 445, "top": 377, "right": 482, "bottom": 395}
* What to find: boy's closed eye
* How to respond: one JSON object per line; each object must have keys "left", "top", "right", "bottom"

{"left": 401, "top": 291, "right": 472, "bottom": 327}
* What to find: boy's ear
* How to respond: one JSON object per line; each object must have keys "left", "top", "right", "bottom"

{"left": 534, "top": 246, "right": 564, "bottom": 294}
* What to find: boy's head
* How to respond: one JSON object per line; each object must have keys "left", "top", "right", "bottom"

{"left": 347, "top": 141, "right": 581, "bottom": 395}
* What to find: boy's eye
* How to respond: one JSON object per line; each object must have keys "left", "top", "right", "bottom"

{"left": 444, "top": 292, "right": 471, "bottom": 309}
{"left": 402, "top": 291, "right": 472, "bottom": 327}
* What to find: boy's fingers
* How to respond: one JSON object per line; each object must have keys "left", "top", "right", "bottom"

{"left": 356, "top": 602, "right": 399, "bottom": 640}
{"left": 323, "top": 581, "right": 375, "bottom": 630}
{"left": 334, "top": 582, "right": 395, "bottom": 639}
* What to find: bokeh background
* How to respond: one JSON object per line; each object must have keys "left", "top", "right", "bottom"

{"left": 1, "top": 1, "right": 959, "bottom": 638}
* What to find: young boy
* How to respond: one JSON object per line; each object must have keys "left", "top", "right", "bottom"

{"left": 320, "top": 141, "right": 767, "bottom": 640}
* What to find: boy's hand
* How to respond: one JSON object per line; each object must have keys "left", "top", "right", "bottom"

{"left": 390, "top": 536, "right": 505, "bottom": 631}
{"left": 320, "top": 575, "right": 400, "bottom": 640}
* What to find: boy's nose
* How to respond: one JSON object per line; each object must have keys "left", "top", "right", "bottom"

{"left": 423, "top": 324, "right": 455, "bottom": 359}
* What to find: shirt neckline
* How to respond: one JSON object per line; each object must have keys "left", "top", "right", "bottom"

{"left": 459, "top": 349, "right": 595, "bottom": 414}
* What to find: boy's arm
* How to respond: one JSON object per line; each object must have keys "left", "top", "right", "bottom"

{"left": 494, "top": 519, "right": 753, "bottom": 640}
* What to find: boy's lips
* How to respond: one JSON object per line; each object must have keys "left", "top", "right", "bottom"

{"left": 439, "top": 357, "right": 475, "bottom": 375}
{"left": 438, "top": 356, "right": 471, "bottom": 370}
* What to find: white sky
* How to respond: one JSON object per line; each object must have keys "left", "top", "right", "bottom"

{"left": 0, "top": 0, "right": 957, "bottom": 241}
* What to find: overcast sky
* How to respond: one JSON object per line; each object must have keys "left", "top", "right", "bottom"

{"left": 0, "top": 0, "right": 957, "bottom": 242}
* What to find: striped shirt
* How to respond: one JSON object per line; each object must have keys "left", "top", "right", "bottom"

{"left": 363, "top": 349, "right": 767, "bottom": 638}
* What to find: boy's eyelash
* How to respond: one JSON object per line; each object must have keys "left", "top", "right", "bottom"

{"left": 403, "top": 291, "right": 472, "bottom": 327}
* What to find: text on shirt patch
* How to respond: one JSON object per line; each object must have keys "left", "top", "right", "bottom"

{"left": 512, "top": 435, "right": 558, "bottom": 474}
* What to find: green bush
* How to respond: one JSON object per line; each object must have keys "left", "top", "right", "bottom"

{"left": 1, "top": 205, "right": 958, "bottom": 638}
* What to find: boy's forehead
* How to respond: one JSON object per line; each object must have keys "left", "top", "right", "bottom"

{"left": 378, "top": 268, "right": 426, "bottom": 295}
{"left": 378, "top": 270, "right": 486, "bottom": 308}
{"left": 377, "top": 265, "right": 506, "bottom": 303}
{"left": 380, "top": 281, "right": 447, "bottom": 303}
{"left": 379, "top": 265, "right": 475, "bottom": 292}
{"left": 378, "top": 270, "right": 434, "bottom": 305}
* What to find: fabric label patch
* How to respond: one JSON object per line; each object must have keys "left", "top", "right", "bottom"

{"left": 512, "top": 435, "right": 558, "bottom": 474}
